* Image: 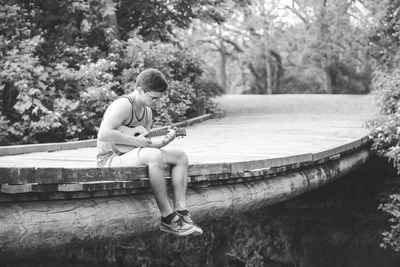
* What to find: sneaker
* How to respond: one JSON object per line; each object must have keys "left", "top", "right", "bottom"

{"left": 159, "top": 214, "right": 197, "bottom": 236}
{"left": 175, "top": 211, "right": 203, "bottom": 236}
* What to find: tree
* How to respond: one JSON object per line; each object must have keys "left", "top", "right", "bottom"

{"left": 176, "top": 0, "right": 249, "bottom": 93}
{"left": 0, "top": 0, "right": 227, "bottom": 144}
{"left": 370, "top": 0, "right": 400, "bottom": 68}
{"left": 240, "top": 0, "right": 283, "bottom": 94}
{"left": 281, "top": 0, "right": 375, "bottom": 94}
{"left": 117, "top": 0, "right": 225, "bottom": 42}
{"left": 180, "top": 0, "right": 285, "bottom": 94}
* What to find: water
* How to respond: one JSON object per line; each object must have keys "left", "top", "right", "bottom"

{"left": 5, "top": 156, "right": 400, "bottom": 267}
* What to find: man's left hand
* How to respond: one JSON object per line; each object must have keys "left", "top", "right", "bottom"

{"left": 163, "top": 127, "right": 176, "bottom": 145}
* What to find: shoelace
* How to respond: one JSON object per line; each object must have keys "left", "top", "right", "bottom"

{"left": 176, "top": 217, "right": 184, "bottom": 227}
{"left": 184, "top": 214, "right": 194, "bottom": 223}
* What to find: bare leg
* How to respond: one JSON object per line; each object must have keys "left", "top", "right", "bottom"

{"left": 138, "top": 148, "right": 174, "bottom": 217}
{"left": 162, "top": 148, "right": 189, "bottom": 211}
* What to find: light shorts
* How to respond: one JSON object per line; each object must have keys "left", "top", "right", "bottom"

{"left": 106, "top": 147, "right": 167, "bottom": 167}
{"left": 107, "top": 147, "right": 145, "bottom": 167}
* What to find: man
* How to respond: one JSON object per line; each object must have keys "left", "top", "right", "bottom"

{"left": 97, "top": 68, "right": 203, "bottom": 236}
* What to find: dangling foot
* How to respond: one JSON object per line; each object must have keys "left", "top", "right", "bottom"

{"left": 159, "top": 213, "right": 197, "bottom": 236}
{"left": 175, "top": 210, "right": 203, "bottom": 236}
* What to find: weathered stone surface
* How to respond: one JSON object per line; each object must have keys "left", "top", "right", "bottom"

{"left": 0, "top": 149, "right": 370, "bottom": 262}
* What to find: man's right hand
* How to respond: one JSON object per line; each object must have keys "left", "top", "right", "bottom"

{"left": 135, "top": 132, "right": 152, "bottom": 147}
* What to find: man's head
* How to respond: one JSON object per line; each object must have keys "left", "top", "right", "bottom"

{"left": 135, "top": 68, "right": 168, "bottom": 93}
{"left": 135, "top": 69, "right": 167, "bottom": 108}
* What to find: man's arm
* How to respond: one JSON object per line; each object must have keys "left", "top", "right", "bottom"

{"left": 97, "top": 99, "right": 152, "bottom": 147}
{"left": 148, "top": 128, "right": 176, "bottom": 148}
{"left": 145, "top": 108, "right": 176, "bottom": 149}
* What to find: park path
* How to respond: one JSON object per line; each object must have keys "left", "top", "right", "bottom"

{"left": 169, "top": 94, "right": 377, "bottom": 163}
{"left": 0, "top": 94, "right": 377, "bottom": 167}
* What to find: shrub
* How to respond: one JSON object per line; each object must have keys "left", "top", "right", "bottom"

{"left": 368, "top": 68, "right": 400, "bottom": 166}
{"left": 0, "top": 32, "right": 216, "bottom": 144}
{"left": 0, "top": 1, "right": 221, "bottom": 145}
{"left": 368, "top": 68, "right": 400, "bottom": 251}
{"left": 152, "top": 79, "right": 196, "bottom": 127}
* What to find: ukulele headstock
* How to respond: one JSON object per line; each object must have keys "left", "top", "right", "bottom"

{"left": 175, "top": 128, "right": 187, "bottom": 138}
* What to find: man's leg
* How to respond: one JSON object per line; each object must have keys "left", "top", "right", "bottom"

{"left": 138, "top": 147, "right": 196, "bottom": 236}
{"left": 161, "top": 148, "right": 189, "bottom": 211}
{"left": 162, "top": 148, "right": 203, "bottom": 235}
{"left": 109, "top": 148, "right": 195, "bottom": 236}
{"left": 137, "top": 147, "right": 174, "bottom": 217}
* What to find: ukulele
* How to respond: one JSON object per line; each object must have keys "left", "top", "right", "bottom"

{"left": 110, "top": 125, "right": 187, "bottom": 155}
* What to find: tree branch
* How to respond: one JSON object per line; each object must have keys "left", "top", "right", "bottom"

{"left": 195, "top": 39, "right": 221, "bottom": 50}
{"left": 284, "top": 5, "right": 310, "bottom": 28}
{"left": 222, "top": 38, "right": 243, "bottom": 52}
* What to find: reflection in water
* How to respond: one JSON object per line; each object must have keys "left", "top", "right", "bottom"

{"left": 5, "top": 157, "right": 400, "bottom": 267}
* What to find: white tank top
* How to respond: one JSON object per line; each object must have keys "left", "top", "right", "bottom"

{"left": 96, "top": 95, "right": 152, "bottom": 167}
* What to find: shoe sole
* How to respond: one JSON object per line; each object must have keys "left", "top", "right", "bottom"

{"left": 159, "top": 225, "right": 197, "bottom": 236}
{"left": 191, "top": 226, "right": 203, "bottom": 236}
{"left": 181, "top": 220, "right": 203, "bottom": 236}
{"left": 174, "top": 212, "right": 203, "bottom": 236}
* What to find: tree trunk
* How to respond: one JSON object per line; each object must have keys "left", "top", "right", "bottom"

{"left": 318, "top": 0, "right": 333, "bottom": 94}
{"left": 103, "top": 0, "right": 120, "bottom": 42}
{"left": 265, "top": 49, "right": 272, "bottom": 94}
{"left": 219, "top": 29, "right": 228, "bottom": 93}
{"left": 262, "top": 3, "right": 272, "bottom": 94}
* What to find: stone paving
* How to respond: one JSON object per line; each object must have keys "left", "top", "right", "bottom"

{"left": 169, "top": 94, "right": 377, "bottom": 163}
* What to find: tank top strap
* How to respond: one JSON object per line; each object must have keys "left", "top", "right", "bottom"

{"left": 120, "top": 95, "right": 134, "bottom": 126}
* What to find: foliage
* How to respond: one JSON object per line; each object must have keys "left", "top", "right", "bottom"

{"left": 54, "top": 210, "right": 299, "bottom": 267}
{"left": 280, "top": 67, "right": 325, "bottom": 94}
{"left": 47, "top": 169, "right": 393, "bottom": 267}
{"left": 0, "top": 4, "right": 61, "bottom": 144}
{"left": 278, "top": 0, "right": 374, "bottom": 94}
{"left": 0, "top": 25, "right": 217, "bottom": 144}
{"left": 117, "top": 0, "right": 226, "bottom": 42}
{"left": 51, "top": 60, "right": 119, "bottom": 140}
{"left": 179, "top": 0, "right": 378, "bottom": 94}
{"left": 367, "top": 0, "right": 400, "bottom": 252}
{"left": 0, "top": 0, "right": 223, "bottom": 145}
{"left": 369, "top": 69, "right": 400, "bottom": 164}
{"left": 152, "top": 79, "right": 196, "bottom": 127}
{"left": 380, "top": 193, "right": 400, "bottom": 252}
{"left": 369, "top": 68, "right": 400, "bottom": 251}
{"left": 22, "top": 0, "right": 227, "bottom": 63}
{"left": 370, "top": 0, "right": 400, "bottom": 68}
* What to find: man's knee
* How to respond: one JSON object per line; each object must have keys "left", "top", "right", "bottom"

{"left": 178, "top": 150, "right": 188, "bottom": 165}
{"left": 139, "top": 148, "right": 164, "bottom": 166}
{"left": 169, "top": 149, "right": 188, "bottom": 165}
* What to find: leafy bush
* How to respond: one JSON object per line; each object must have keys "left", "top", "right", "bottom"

{"left": 0, "top": 31, "right": 217, "bottom": 144}
{"left": 152, "top": 80, "right": 196, "bottom": 127}
{"left": 0, "top": 4, "right": 63, "bottom": 143}
{"left": 280, "top": 61, "right": 371, "bottom": 94}
{"left": 0, "top": 1, "right": 224, "bottom": 145}
{"left": 368, "top": 68, "right": 400, "bottom": 251}
{"left": 51, "top": 60, "right": 118, "bottom": 140}
{"left": 368, "top": 69, "right": 400, "bottom": 167}
{"left": 280, "top": 67, "right": 326, "bottom": 94}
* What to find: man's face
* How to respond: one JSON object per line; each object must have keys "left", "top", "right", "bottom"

{"left": 143, "top": 91, "right": 163, "bottom": 108}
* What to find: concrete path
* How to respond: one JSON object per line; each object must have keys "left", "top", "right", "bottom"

{"left": 0, "top": 94, "right": 378, "bottom": 167}
{"left": 169, "top": 94, "right": 377, "bottom": 163}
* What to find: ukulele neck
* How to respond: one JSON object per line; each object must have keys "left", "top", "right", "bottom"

{"left": 146, "top": 129, "right": 170, "bottom": 138}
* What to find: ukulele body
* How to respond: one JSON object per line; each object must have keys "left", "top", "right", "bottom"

{"left": 110, "top": 125, "right": 186, "bottom": 155}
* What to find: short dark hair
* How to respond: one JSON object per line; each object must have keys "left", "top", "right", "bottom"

{"left": 136, "top": 68, "right": 168, "bottom": 93}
